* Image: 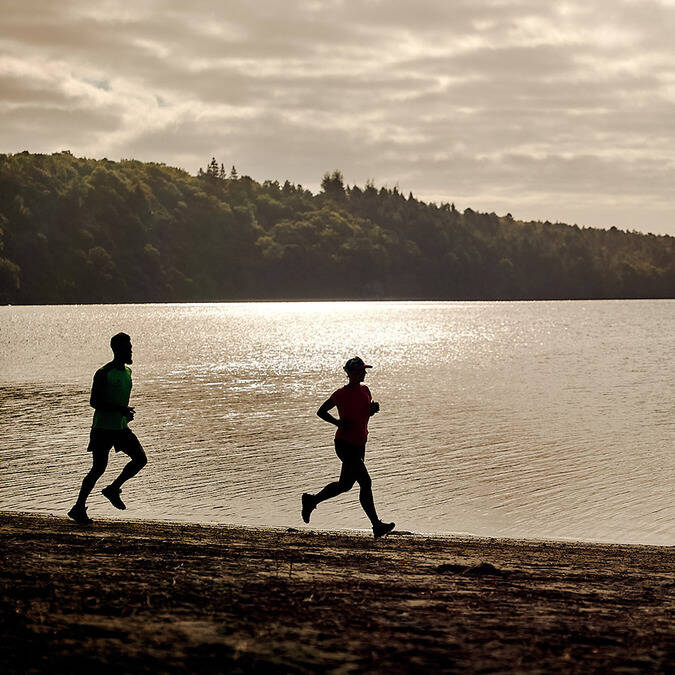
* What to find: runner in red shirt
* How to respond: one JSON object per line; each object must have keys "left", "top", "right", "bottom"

{"left": 302, "top": 357, "right": 395, "bottom": 539}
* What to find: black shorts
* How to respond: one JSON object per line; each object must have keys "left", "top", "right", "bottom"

{"left": 334, "top": 438, "right": 366, "bottom": 464}
{"left": 88, "top": 428, "right": 144, "bottom": 459}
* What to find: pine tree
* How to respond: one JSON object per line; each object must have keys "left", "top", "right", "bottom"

{"left": 321, "top": 169, "right": 346, "bottom": 199}
{"left": 207, "top": 157, "right": 219, "bottom": 178}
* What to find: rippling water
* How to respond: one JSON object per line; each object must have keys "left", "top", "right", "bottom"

{"left": 0, "top": 300, "right": 673, "bottom": 545}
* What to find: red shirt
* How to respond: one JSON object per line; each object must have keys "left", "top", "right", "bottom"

{"left": 330, "top": 384, "right": 372, "bottom": 446}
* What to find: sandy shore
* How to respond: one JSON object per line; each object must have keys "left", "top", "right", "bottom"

{"left": 1, "top": 512, "right": 672, "bottom": 673}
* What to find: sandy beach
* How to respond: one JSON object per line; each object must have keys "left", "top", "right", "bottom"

{"left": 1, "top": 512, "right": 672, "bottom": 673}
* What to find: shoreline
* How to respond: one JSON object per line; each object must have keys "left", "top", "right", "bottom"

{"left": 6, "top": 506, "right": 673, "bottom": 549}
{"left": 5, "top": 507, "right": 673, "bottom": 549}
{"left": 1, "top": 512, "right": 673, "bottom": 673}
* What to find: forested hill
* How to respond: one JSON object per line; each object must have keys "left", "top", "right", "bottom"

{"left": 0, "top": 151, "right": 673, "bottom": 304}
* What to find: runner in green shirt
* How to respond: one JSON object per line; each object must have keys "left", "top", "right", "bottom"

{"left": 68, "top": 333, "right": 148, "bottom": 524}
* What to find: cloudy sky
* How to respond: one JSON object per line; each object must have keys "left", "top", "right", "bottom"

{"left": 1, "top": 0, "right": 674, "bottom": 235}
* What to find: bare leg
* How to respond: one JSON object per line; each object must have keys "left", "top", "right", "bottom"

{"left": 109, "top": 452, "right": 147, "bottom": 491}
{"left": 353, "top": 462, "right": 379, "bottom": 526}
{"left": 313, "top": 461, "right": 357, "bottom": 504}
{"left": 74, "top": 449, "right": 109, "bottom": 508}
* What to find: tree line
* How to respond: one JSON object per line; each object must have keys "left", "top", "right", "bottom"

{"left": 0, "top": 151, "right": 672, "bottom": 304}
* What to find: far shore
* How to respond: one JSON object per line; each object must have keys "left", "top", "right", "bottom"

{"left": 1, "top": 512, "right": 673, "bottom": 673}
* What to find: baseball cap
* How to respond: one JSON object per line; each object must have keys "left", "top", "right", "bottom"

{"left": 343, "top": 356, "right": 372, "bottom": 372}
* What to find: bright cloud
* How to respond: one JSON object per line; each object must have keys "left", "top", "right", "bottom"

{"left": 0, "top": 0, "right": 673, "bottom": 234}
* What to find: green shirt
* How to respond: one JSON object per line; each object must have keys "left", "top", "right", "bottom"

{"left": 91, "top": 362, "right": 132, "bottom": 430}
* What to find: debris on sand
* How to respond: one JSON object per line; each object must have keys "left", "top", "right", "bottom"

{"left": 435, "top": 561, "right": 508, "bottom": 577}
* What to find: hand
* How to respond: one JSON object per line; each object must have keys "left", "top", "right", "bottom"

{"left": 125, "top": 406, "right": 135, "bottom": 422}
{"left": 369, "top": 401, "right": 380, "bottom": 415}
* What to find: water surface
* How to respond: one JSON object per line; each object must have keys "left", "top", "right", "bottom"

{"left": 0, "top": 300, "right": 672, "bottom": 544}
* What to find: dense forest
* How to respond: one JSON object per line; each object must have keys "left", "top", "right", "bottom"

{"left": 0, "top": 151, "right": 673, "bottom": 304}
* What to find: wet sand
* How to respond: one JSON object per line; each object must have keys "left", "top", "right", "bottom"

{"left": 1, "top": 512, "right": 673, "bottom": 673}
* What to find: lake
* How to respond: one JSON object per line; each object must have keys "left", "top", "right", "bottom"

{"left": 0, "top": 300, "right": 672, "bottom": 545}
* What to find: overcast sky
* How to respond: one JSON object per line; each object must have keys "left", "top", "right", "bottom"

{"left": 1, "top": 0, "right": 674, "bottom": 235}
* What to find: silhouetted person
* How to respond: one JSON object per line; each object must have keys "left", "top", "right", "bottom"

{"left": 68, "top": 333, "right": 147, "bottom": 524}
{"left": 302, "top": 357, "right": 395, "bottom": 539}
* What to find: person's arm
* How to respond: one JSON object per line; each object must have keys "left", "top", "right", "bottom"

{"left": 89, "top": 368, "right": 135, "bottom": 419}
{"left": 317, "top": 397, "right": 341, "bottom": 428}
{"left": 365, "top": 386, "right": 379, "bottom": 416}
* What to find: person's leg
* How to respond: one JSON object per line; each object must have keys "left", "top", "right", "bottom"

{"left": 302, "top": 440, "right": 362, "bottom": 524}
{"left": 352, "top": 461, "right": 379, "bottom": 526}
{"left": 108, "top": 431, "right": 147, "bottom": 491}
{"left": 353, "top": 448, "right": 395, "bottom": 538}
{"left": 314, "top": 460, "right": 357, "bottom": 505}
{"left": 74, "top": 445, "right": 110, "bottom": 508}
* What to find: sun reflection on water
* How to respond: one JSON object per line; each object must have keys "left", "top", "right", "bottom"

{"left": 0, "top": 300, "right": 673, "bottom": 544}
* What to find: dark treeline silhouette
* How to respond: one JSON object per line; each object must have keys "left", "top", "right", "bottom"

{"left": 0, "top": 151, "right": 673, "bottom": 303}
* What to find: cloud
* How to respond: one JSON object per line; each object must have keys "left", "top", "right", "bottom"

{"left": 0, "top": 0, "right": 673, "bottom": 234}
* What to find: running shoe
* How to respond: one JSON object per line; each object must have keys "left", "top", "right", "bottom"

{"left": 373, "top": 521, "right": 395, "bottom": 539}
{"left": 67, "top": 505, "right": 93, "bottom": 525}
{"left": 102, "top": 485, "right": 126, "bottom": 510}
